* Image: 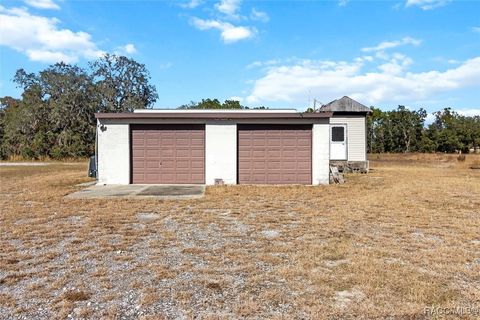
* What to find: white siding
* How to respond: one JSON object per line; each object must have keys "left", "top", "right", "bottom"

{"left": 97, "top": 120, "right": 130, "bottom": 185}
{"left": 312, "top": 123, "right": 330, "bottom": 185}
{"left": 330, "top": 115, "right": 366, "bottom": 161}
{"left": 205, "top": 121, "right": 237, "bottom": 185}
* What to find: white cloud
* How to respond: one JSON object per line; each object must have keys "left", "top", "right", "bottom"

{"left": 228, "top": 96, "right": 243, "bottom": 102}
{"left": 191, "top": 17, "right": 255, "bottom": 43}
{"left": 247, "top": 59, "right": 284, "bottom": 69}
{"left": 115, "top": 43, "right": 137, "bottom": 55}
{"left": 179, "top": 0, "right": 203, "bottom": 9}
{"left": 24, "top": 0, "right": 60, "bottom": 10}
{"left": 338, "top": 0, "right": 349, "bottom": 6}
{"left": 214, "top": 0, "right": 242, "bottom": 19}
{"left": 0, "top": 6, "right": 104, "bottom": 63}
{"left": 456, "top": 109, "right": 480, "bottom": 117}
{"left": 124, "top": 43, "right": 136, "bottom": 54}
{"left": 26, "top": 49, "right": 73, "bottom": 62}
{"left": 250, "top": 8, "right": 269, "bottom": 22}
{"left": 377, "top": 53, "right": 413, "bottom": 75}
{"left": 246, "top": 55, "right": 480, "bottom": 107}
{"left": 425, "top": 112, "right": 436, "bottom": 124}
{"left": 186, "top": 0, "right": 267, "bottom": 44}
{"left": 405, "top": 0, "right": 451, "bottom": 10}
{"left": 362, "top": 37, "right": 422, "bottom": 52}
{"left": 158, "top": 62, "right": 172, "bottom": 69}
{"left": 472, "top": 27, "right": 480, "bottom": 33}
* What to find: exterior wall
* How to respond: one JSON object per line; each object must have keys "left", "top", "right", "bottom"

{"left": 97, "top": 120, "right": 130, "bottom": 185}
{"left": 330, "top": 115, "right": 366, "bottom": 162}
{"left": 205, "top": 121, "right": 237, "bottom": 185}
{"left": 312, "top": 123, "right": 330, "bottom": 185}
{"left": 96, "top": 118, "right": 331, "bottom": 186}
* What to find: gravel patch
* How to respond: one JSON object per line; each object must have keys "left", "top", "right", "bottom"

{"left": 334, "top": 288, "right": 365, "bottom": 308}
{"left": 324, "top": 259, "right": 350, "bottom": 268}
{"left": 136, "top": 212, "right": 160, "bottom": 223}
{"left": 261, "top": 230, "right": 280, "bottom": 238}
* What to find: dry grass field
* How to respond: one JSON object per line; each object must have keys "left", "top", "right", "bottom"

{"left": 1, "top": 154, "right": 479, "bottom": 319}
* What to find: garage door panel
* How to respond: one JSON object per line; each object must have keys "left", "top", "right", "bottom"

{"left": 238, "top": 163, "right": 251, "bottom": 170}
{"left": 191, "top": 173, "right": 204, "bottom": 180}
{"left": 132, "top": 173, "right": 144, "bottom": 181}
{"left": 146, "top": 138, "right": 159, "bottom": 145}
{"left": 161, "top": 173, "right": 174, "bottom": 181}
{"left": 238, "top": 151, "right": 251, "bottom": 158}
{"left": 175, "top": 149, "right": 189, "bottom": 157}
{"left": 146, "top": 161, "right": 159, "bottom": 169}
{"left": 295, "top": 150, "right": 311, "bottom": 157}
{"left": 132, "top": 138, "right": 145, "bottom": 146}
{"left": 132, "top": 149, "right": 145, "bottom": 157}
{"left": 253, "top": 161, "right": 266, "bottom": 169}
{"left": 296, "top": 173, "right": 311, "bottom": 182}
{"left": 238, "top": 124, "right": 312, "bottom": 184}
{"left": 252, "top": 174, "right": 266, "bottom": 182}
{"left": 190, "top": 160, "right": 204, "bottom": 169}
{"left": 190, "top": 149, "right": 204, "bottom": 157}
{"left": 281, "top": 161, "right": 297, "bottom": 170}
{"left": 238, "top": 140, "right": 252, "bottom": 147}
{"left": 174, "top": 160, "right": 187, "bottom": 168}
{"left": 174, "top": 139, "right": 188, "bottom": 146}
{"left": 145, "top": 149, "right": 159, "bottom": 157}
{"left": 190, "top": 138, "right": 204, "bottom": 146}
{"left": 267, "top": 150, "right": 281, "bottom": 158}
{"left": 131, "top": 124, "right": 205, "bottom": 184}
{"left": 282, "top": 138, "right": 297, "bottom": 146}
{"left": 281, "top": 150, "right": 297, "bottom": 157}
{"left": 296, "top": 162, "right": 311, "bottom": 170}
{"left": 267, "top": 138, "right": 281, "bottom": 146}
{"left": 268, "top": 161, "right": 281, "bottom": 169}
{"left": 252, "top": 150, "right": 266, "bottom": 157}
{"left": 160, "top": 149, "right": 174, "bottom": 157}
{"left": 175, "top": 173, "right": 189, "bottom": 181}
{"left": 160, "top": 159, "right": 174, "bottom": 169}
{"left": 253, "top": 140, "right": 266, "bottom": 147}
{"left": 297, "top": 138, "right": 311, "bottom": 146}
{"left": 132, "top": 161, "right": 145, "bottom": 169}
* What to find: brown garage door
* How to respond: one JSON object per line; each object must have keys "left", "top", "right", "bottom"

{"left": 238, "top": 124, "right": 312, "bottom": 184}
{"left": 131, "top": 124, "right": 204, "bottom": 184}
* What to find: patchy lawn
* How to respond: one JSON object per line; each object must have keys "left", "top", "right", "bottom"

{"left": 1, "top": 154, "right": 479, "bottom": 319}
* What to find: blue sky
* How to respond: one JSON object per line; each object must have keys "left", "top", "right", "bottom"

{"left": 1, "top": 0, "right": 479, "bottom": 117}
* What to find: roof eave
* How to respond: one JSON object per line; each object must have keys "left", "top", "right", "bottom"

{"left": 94, "top": 112, "right": 333, "bottom": 120}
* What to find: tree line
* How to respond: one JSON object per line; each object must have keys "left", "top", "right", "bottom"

{"left": 0, "top": 56, "right": 478, "bottom": 159}
{"left": 368, "top": 106, "right": 479, "bottom": 153}
{"left": 179, "top": 98, "right": 266, "bottom": 110}
{"left": 0, "top": 55, "right": 158, "bottom": 159}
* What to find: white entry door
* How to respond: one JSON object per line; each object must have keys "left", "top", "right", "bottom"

{"left": 330, "top": 125, "right": 347, "bottom": 160}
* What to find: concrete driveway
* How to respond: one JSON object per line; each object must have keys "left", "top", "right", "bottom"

{"left": 66, "top": 184, "right": 205, "bottom": 200}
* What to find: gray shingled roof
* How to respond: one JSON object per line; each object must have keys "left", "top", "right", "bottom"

{"left": 318, "top": 96, "right": 371, "bottom": 113}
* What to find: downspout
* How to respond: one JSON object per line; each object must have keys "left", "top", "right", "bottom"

{"left": 95, "top": 119, "right": 99, "bottom": 182}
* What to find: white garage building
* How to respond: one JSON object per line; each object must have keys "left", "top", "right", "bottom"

{"left": 95, "top": 97, "right": 369, "bottom": 185}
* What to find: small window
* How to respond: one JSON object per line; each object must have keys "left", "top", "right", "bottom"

{"left": 332, "top": 126, "right": 345, "bottom": 142}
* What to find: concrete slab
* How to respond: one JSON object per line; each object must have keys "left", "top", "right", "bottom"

{"left": 137, "top": 185, "right": 203, "bottom": 196}
{"left": 66, "top": 184, "right": 205, "bottom": 200}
